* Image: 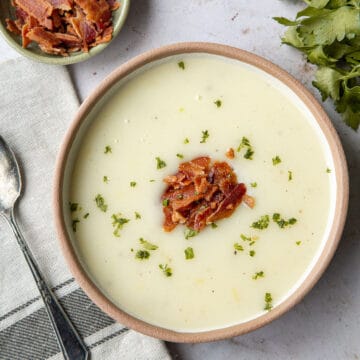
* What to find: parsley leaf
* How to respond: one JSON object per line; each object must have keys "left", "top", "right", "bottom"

{"left": 251, "top": 215, "right": 270, "bottom": 230}
{"left": 272, "top": 156, "right": 282, "bottom": 166}
{"left": 200, "top": 130, "right": 209, "bottom": 143}
{"left": 264, "top": 292, "right": 273, "bottom": 311}
{"left": 104, "top": 145, "right": 112, "bottom": 154}
{"left": 275, "top": 2, "right": 360, "bottom": 130}
{"left": 214, "top": 99, "right": 222, "bottom": 107}
{"left": 184, "top": 228, "right": 198, "bottom": 239}
{"left": 111, "top": 213, "right": 130, "bottom": 237}
{"left": 139, "top": 238, "right": 158, "bottom": 250}
{"left": 95, "top": 194, "right": 107, "bottom": 212}
{"left": 184, "top": 247, "right": 195, "bottom": 259}
{"left": 234, "top": 243, "right": 244, "bottom": 251}
{"left": 136, "top": 250, "right": 150, "bottom": 260}
{"left": 159, "top": 264, "right": 172, "bottom": 277}
{"left": 156, "top": 157, "right": 166, "bottom": 169}
{"left": 237, "top": 136, "right": 254, "bottom": 160}
{"left": 178, "top": 61, "right": 185, "bottom": 70}
{"left": 272, "top": 213, "right": 297, "bottom": 228}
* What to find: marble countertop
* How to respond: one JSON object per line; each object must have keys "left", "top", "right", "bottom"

{"left": 1, "top": 1, "right": 359, "bottom": 359}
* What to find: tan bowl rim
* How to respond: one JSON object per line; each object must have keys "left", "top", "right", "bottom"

{"left": 53, "top": 42, "right": 349, "bottom": 343}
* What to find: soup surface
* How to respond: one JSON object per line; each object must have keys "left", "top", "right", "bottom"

{"left": 68, "top": 54, "right": 335, "bottom": 332}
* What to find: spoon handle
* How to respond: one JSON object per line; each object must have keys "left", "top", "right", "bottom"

{"left": 5, "top": 209, "right": 89, "bottom": 360}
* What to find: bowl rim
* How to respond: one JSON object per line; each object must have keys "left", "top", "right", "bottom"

{"left": 53, "top": 42, "right": 349, "bottom": 342}
{"left": 0, "top": 0, "right": 130, "bottom": 65}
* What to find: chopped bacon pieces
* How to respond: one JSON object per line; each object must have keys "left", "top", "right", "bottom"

{"left": 161, "top": 156, "right": 249, "bottom": 233}
{"left": 6, "top": 0, "right": 120, "bottom": 56}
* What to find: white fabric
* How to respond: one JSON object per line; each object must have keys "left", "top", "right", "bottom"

{"left": 0, "top": 57, "right": 170, "bottom": 360}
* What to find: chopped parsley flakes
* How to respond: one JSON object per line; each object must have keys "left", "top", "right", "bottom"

{"left": 326, "top": 168, "right": 331, "bottom": 173}
{"left": 214, "top": 99, "right": 222, "bottom": 107}
{"left": 183, "top": 138, "right": 190, "bottom": 144}
{"left": 272, "top": 155, "right": 281, "bottom": 165}
{"left": 288, "top": 171, "right": 293, "bottom": 181}
{"left": 111, "top": 213, "right": 130, "bottom": 237}
{"left": 156, "top": 157, "right": 167, "bottom": 169}
{"left": 135, "top": 212, "right": 141, "bottom": 219}
{"left": 233, "top": 243, "right": 244, "bottom": 252}
{"left": 250, "top": 182, "right": 257, "bottom": 188}
{"left": 252, "top": 271, "right": 265, "bottom": 280}
{"left": 178, "top": 61, "right": 185, "bottom": 70}
{"left": 72, "top": 219, "right": 80, "bottom": 232}
{"left": 251, "top": 215, "right": 270, "bottom": 230}
{"left": 135, "top": 250, "right": 150, "bottom": 260}
{"left": 200, "top": 130, "right": 209, "bottom": 143}
{"left": 95, "top": 194, "right": 107, "bottom": 212}
{"left": 130, "top": 181, "right": 137, "bottom": 187}
{"left": 103, "top": 176, "right": 109, "bottom": 183}
{"left": 296, "top": 241, "right": 302, "bottom": 246}
{"left": 264, "top": 292, "right": 273, "bottom": 311}
{"left": 211, "top": 223, "right": 218, "bottom": 229}
{"left": 249, "top": 250, "right": 256, "bottom": 257}
{"left": 184, "top": 228, "right": 198, "bottom": 239}
{"left": 176, "top": 153, "right": 184, "bottom": 159}
{"left": 104, "top": 145, "right": 112, "bottom": 154}
{"left": 83, "top": 213, "right": 89, "bottom": 219}
{"left": 139, "top": 238, "right": 158, "bottom": 250}
{"left": 184, "top": 247, "right": 195, "bottom": 260}
{"left": 69, "top": 202, "right": 78, "bottom": 212}
{"left": 237, "top": 136, "right": 254, "bottom": 160}
{"left": 272, "top": 213, "right": 297, "bottom": 228}
{"left": 162, "top": 199, "right": 169, "bottom": 207}
{"left": 159, "top": 264, "right": 172, "bottom": 277}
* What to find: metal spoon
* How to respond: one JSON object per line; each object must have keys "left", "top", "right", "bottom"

{"left": 0, "top": 135, "right": 88, "bottom": 360}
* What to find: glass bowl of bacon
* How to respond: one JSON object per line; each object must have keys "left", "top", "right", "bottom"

{"left": 0, "top": 0, "right": 130, "bottom": 64}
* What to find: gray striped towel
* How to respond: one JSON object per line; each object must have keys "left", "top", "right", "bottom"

{"left": 0, "top": 58, "right": 171, "bottom": 360}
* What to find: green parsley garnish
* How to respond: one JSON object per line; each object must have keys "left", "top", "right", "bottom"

{"left": 214, "top": 99, "right": 222, "bottom": 107}
{"left": 111, "top": 213, "right": 130, "bottom": 237}
{"left": 130, "top": 181, "right": 137, "bottom": 187}
{"left": 211, "top": 223, "right": 218, "bottom": 229}
{"left": 162, "top": 199, "right": 169, "bottom": 207}
{"left": 104, "top": 145, "right": 112, "bottom": 154}
{"left": 178, "top": 61, "right": 185, "bottom": 70}
{"left": 274, "top": 2, "right": 360, "bottom": 130}
{"left": 288, "top": 171, "right": 293, "bottom": 181}
{"left": 184, "top": 228, "right": 198, "bottom": 239}
{"left": 135, "top": 212, "right": 141, "bottom": 219}
{"left": 200, "top": 130, "right": 209, "bottom": 143}
{"left": 326, "top": 168, "right": 331, "bottom": 173}
{"left": 83, "top": 213, "right": 89, "bottom": 219}
{"left": 264, "top": 292, "right": 273, "bottom": 311}
{"left": 296, "top": 241, "right": 302, "bottom": 246}
{"left": 103, "top": 176, "right": 109, "bottom": 183}
{"left": 249, "top": 250, "right": 256, "bottom": 257}
{"left": 69, "top": 202, "right": 78, "bottom": 212}
{"left": 156, "top": 157, "right": 167, "bottom": 169}
{"left": 272, "top": 156, "right": 281, "bottom": 166}
{"left": 183, "top": 138, "right": 190, "bottom": 144}
{"left": 252, "top": 271, "right": 265, "bottom": 280}
{"left": 159, "top": 264, "right": 172, "bottom": 277}
{"left": 250, "top": 182, "right": 257, "bottom": 188}
{"left": 272, "top": 213, "right": 297, "bottom": 228}
{"left": 237, "top": 136, "right": 254, "bottom": 160}
{"left": 95, "top": 194, "right": 107, "bottom": 212}
{"left": 135, "top": 250, "right": 150, "bottom": 260}
{"left": 233, "top": 243, "right": 244, "bottom": 251}
{"left": 72, "top": 219, "right": 80, "bottom": 232}
{"left": 251, "top": 215, "right": 270, "bottom": 230}
{"left": 139, "top": 238, "right": 158, "bottom": 250}
{"left": 149, "top": 179, "right": 155, "bottom": 182}
{"left": 240, "top": 234, "right": 251, "bottom": 241}
{"left": 176, "top": 153, "right": 184, "bottom": 159}
{"left": 184, "top": 247, "right": 195, "bottom": 260}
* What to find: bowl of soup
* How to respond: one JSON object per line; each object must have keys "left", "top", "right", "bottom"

{"left": 53, "top": 42, "right": 348, "bottom": 342}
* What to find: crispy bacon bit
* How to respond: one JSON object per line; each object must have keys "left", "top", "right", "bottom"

{"left": 6, "top": 0, "right": 119, "bottom": 56}
{"left": 161, "top": 156, "right": 250, "bottom": 233}
{"left": 243, "top": 194, "right": 255, "bottom": 209}
{"left": 225, "top": 148, "right": 235, "bottom": 159}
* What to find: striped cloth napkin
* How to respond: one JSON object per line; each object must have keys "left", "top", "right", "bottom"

{"left": 0, "top": 58, "right": 171, "bottom": 360}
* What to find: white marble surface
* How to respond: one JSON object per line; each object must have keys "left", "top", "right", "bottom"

{"left": 1, "top": 1, "right": 359, "bottom": 359}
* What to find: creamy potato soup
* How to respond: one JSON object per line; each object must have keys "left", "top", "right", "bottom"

{"left": 68, "top": 54, "right": 335, "bottom": 332}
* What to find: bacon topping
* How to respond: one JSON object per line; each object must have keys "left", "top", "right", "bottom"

{"left": 161, "top": 156, "right": 248, "bottom": 233}
{"left": 6, "top": 0, "right": 119, "bottom": 56}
